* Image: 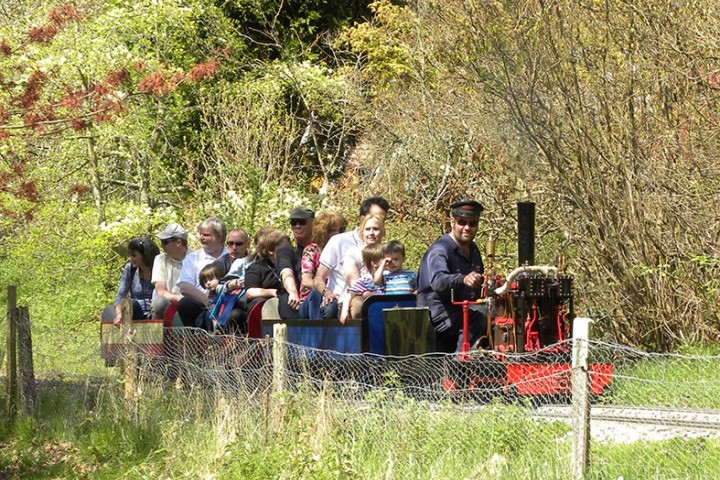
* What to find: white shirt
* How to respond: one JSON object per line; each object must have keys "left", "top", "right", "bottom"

{"left": 151, "top": 249, "right": 193, "bottom": 295}
{"left": 178, "top": 247, "right": 228, "bottom": 293}
{"left": 343, "top": 245, "right": 369, "bottom": 279}
{"left": 318, "top": 228, "right": 362, "bottom": 298}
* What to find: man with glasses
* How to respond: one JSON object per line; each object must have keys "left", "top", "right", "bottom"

{"left": 214, "top": 229, "right": 251, "bottom": 290}
{"left": 197, "top": 228, "right": 251, "bottom": 332}
{"left": 417, "top": 199, "right": 487, "bottom": 353}
{"left": 151, "top": 223, "right": 192, "bottom": 320}
{"left": 276, "top": 207, "right": 315, "bottom": 318}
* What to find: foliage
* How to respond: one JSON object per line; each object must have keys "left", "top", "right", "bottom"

{"left": 218, "top": 0, "right": 371, "bottom": 58}
{"left": 336, "top": 0, "right": 415, "bottom": 86}
{"left": 339, "top": 0, "right": 720, "bottom": 350}
{"left": 0, "top": 0, "right": 246, "bottom": 230}
{"left": 460, "top": 0, "right": 720, "bottom": 349}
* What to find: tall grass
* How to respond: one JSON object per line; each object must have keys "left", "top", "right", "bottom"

{"left": 1, "top": 374, "right": 574, "bottom": 479}
{"left": 5, "top": 340, "right": 720, "bottom": 478}
{"left": 597, "top": 347, "right": 720, "bottom": 409}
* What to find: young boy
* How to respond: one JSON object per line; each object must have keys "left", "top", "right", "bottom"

{"left": 373, "top": 240, "right": 417, "bottom": 295}
{"left": 340, "top": 243, "right": 386, "bottom": 324}
{"left": 198, "top": 263, "right": 225, "bottom": 331}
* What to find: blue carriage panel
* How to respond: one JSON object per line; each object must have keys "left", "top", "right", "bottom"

{"left": 360, "top": 294, "right": 417, "bottom": 355}
{"left": 261, "top": 318, "right": 363, "bottom": 354}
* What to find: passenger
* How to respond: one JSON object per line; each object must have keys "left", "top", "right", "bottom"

{"left": 298, "top": 211, "right": 348, "bottom": 319}
{"left": 243, "top": 228, "right": 291, "bottom": 318}
{"left": 313, "top": 197, "right": 391, "bottom": 320}
{"left": 197, "top": 262, "right": 225, "bottom": 331}
{"left": 151, "top": 223, "right": 191, "bottom": 320}
{"left": 416, "top": 199, "right": 487, "bottom": 353}
{"left": 275, "top": 207, "right": 315, "bottom": 319}
{"left": 214, "top": 229, "right": 251, "bottom": 290}
{"left": 199, "top": 263, "right": 224, "bottom": 305}
{"left": 111, "top": 237, "right": 160, "bottom": 326}
{"left": 175, "top": 217, "right": 229, "bottom": 328}
{"left": 373, "top": 240, "right": 417, "bottom": 295}
{"left": 340, "top": 243, "right": 386, "bottom": 324}
{"left": 342, "top": 214, "right": 386, "bottom": 288}
{"left": 184, "top": 229, "right": 252, "bottom": 334}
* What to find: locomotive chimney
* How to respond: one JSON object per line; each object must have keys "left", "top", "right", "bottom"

{"left": 517, "top": 202, "right": 535, "bottom": 266}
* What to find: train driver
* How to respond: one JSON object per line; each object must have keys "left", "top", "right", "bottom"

{"left": 416, "top": 199, "right": 487, "bottom": 353}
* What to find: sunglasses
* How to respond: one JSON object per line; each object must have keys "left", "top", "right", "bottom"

{"left": 161, "top": 238, "right": 176, "bottom": 245}
{"left": 227, "top": 240, "right": 246, "bottom": 247}
{"left": 456, "top": 218, "right": 479, "bottom": 228}
{"left": 290, "top": 219, "right": 307, "bottom": 227}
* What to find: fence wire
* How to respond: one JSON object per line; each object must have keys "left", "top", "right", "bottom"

{"left": 4, "top": 324, "right": 720, "bottom": 479}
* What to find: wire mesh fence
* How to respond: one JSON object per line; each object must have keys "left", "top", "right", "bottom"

{"left": 4, "top": 322, "right": 720, "bottom": 479}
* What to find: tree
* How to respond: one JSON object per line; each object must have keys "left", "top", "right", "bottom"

{"left": 339, "top": 0, "right": 720, "bottom": 349}
{"left": 440, "top": 0, "right": 720, "bottom": 348}
{"left": 0, "top": 0, "right": 242, "bottom": 226}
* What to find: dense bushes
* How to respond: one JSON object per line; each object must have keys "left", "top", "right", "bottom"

{"left": 1, "top": 0, "right": 719, "bottom": 351}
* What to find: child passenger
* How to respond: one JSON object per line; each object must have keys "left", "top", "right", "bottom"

{"left": 340, "top": 243, "right": 386, "bottom": 324}
{"left": 198, "top": 263, "right": 225, "bottom": 330}
{"left": 373, "top": 240, "right": 417, "bottom": 295}
{"left": 199, "top": 263, "right": 225, "bottom": 305}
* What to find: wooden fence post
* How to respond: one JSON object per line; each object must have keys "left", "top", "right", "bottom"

{"left": 17, "top": 306, "right": 35, "bottom": 416}
{"left": 5, "top": 286, "right": 17, "bottom": 420}
{"left": 121, "top": 298, "right": 137, "bottom": 402}
{"left": 571, "top": 317, "right": 593, "bottom": 480}
{"left": 272, "top": 323, "right": 287, "bottom": 395}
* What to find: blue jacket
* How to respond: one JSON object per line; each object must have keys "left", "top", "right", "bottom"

{"left": 416, "top": 234, "right": 484, "bottom": 333}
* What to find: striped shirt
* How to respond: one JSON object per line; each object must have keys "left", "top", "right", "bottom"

{"left": 384, "top": 270, "right": 417, "bottom": 295}
{"left": 348, "top": 275, "right": 383, "bottom": 296}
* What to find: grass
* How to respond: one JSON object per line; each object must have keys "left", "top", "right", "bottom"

{"left": 4, "top": 371, "right": 720, "bottom": 480}
{"left": 599, "top": 351, "right": 720, "bottom": 409}
{"left": 0, "top": 376, "right": 576, "bottom": 479}
{"left": 590, "top": 438, "right": 720, "bottom": 480}
{"left": 4, "top": 334, "right": 720, "bottom": 478}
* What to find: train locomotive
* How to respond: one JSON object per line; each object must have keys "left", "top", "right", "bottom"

{"left": 100, "top": 202, "right": 614, "bottom": 400}
{"left": 435, "top": 202, "right": 613, "bottom": 398}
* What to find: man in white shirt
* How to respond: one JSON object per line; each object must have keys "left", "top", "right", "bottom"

{"left": 313, "top": 197, "right": 390, "bottom": 319}
{"left": 176, "top": 217, "right": 228, "bottom": 327}
{"left": 150, "top": 223, "right": 192, "bottom": 319}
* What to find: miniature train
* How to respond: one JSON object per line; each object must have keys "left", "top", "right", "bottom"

{"left": 100, "top": 202, "right": 614, "bottom": 399}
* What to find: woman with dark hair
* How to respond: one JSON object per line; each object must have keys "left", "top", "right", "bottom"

{"left": 112, "top": 237, "right": 160, "bottom": 326}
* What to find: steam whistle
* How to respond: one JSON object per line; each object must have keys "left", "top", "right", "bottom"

{"left": 484, "top": 236, "right": 496, "bottom": 349}
{"left": 486, "top": 236, "right": 496, "bottom": 271}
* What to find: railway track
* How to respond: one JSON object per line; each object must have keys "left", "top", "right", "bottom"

{"left": 533, "top": 405, "right": 720, "bottom": 443}
{"left": 535, "top": 405, "right": 720, "bottom": 429}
